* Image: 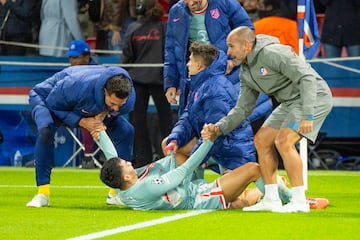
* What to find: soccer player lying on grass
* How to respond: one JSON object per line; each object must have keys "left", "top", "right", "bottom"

{"left": 97, "top": 124, "right": 291, "bottom": 210}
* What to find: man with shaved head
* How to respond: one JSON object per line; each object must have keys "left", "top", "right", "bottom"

{"left": 202, "top": 26, "right": 333, "bottom": 213}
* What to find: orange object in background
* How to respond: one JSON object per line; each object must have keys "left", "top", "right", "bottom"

{"left": 254, "top": 16, "right": 299, "bottom": 55}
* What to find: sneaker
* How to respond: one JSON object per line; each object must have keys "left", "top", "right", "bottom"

{"left": 307, "top": 197, "right": 329, "bottom": 209}
{"left": 243, "top": 198, "right": 282, "bottom": 212}
{"left": 274, "top": 201, "right": 310, "bottom": 213}
{"left": 26, "top": 194, "right": 49, "bottom": 208}
{"left": 81, "top": 156, "right": 95, "bottom": 169}
{"left": 106, "top": 193, "right": 124, "bottom": 206}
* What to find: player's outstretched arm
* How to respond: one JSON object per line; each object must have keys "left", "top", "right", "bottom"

{"left": 148, "top": 140, "right": 214, "bottom": 197}
{"left": 97, "top": 131, "right": 118, "bottom": 160}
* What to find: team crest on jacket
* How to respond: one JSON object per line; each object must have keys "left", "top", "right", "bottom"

{"left": 210, "top": 8, "right": 220, "bottom": 19}
{"left": 260, "top": 66, "right": 268, "bottom": 76}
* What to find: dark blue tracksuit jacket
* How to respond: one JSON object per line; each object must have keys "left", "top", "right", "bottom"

{"left": 29, "top": 65, "right": 135, "bottom": 185}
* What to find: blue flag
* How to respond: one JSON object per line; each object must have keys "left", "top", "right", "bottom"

{"left": 297, "top": 0, "right": 320, "bottom": 59}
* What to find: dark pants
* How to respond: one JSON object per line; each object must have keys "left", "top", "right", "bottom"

{"left": 95, "top": 29, "right": 108, "bottom": 55}
{"left": 80, "top": 128, "right": 95, "bottom": 154}
{"left": 34, "top": 115, "right": 134, "bottom": 186}
{"left": 0, "top": 33, "right": 30, "bottom": 55}
{"left": 130, "top": 83, "right": 173, "bottom": 168}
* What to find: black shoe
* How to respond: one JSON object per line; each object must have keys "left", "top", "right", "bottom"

{"left": 81, "top": 156, "right": 95, "bottom": 169}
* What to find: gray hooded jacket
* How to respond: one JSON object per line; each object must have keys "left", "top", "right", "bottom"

{"left": 218, "top": 34, "right": 332, "bottom": 135}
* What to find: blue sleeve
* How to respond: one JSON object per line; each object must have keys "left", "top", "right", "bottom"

{"left": 29, "top": 70, "right": 73, "bottom": 129}
{"left": 46, "top": 79, "right": 82, "bottom": 127}
{"left": 167, "top": 110, "right": 195, "bottom": 147}
{"left": 29, "top": 69, "right": 72, "bottom": 111}
{"left": 163, "top": 8, "right": 180, "bottom": 91}
{"left": 227, "top": 0, "right": 254, "bottom": 30}
{"left": 29, "top": 80, "right": 54, "bottom": 110}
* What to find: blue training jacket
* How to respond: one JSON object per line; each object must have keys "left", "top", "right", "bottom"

{"left": 164, "top": 0, "right": 254, "bottom": 114}
{"left": 29, "top": 65, "right": 135, "bottom": 129}
{"left": 166, "top": 51, "right": 257, "bottom": 170}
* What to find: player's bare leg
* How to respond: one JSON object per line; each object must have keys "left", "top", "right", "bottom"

{"left": 275, "top": 127, "right": 309, "bottom": 212}
{"left": 255, "top": 126, "right": 279, "bottom": 185}
{"left": 219, "top": 162, "right": 261, "bottom": 206}
{"left": 275, "top": 127, "right": 303, "bottom": 187}
{"left": 230, "top": 188, "right": 263, "bottom": 209}
{"left": 242, "top": 127, "right": 283, "bottom": 211}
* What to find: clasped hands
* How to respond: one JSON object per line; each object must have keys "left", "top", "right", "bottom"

{"left": 79, "top": 112, "right": 109, "bottom": 141}
{"left": 163, "top": 123, "right": 221, "bottom": 154}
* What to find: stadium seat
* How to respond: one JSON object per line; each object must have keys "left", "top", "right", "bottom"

{"left": 63, "top": 127, "right": 103, "bottom": 168}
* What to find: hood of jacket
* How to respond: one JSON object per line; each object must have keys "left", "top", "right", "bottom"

{"left": 188, "top": 50, "right": 228, "bottom": 90}
{"left": 246, "top": 34, "right": 280, "bottom": 65}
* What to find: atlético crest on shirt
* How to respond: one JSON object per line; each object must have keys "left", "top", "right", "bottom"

{"left": 260, "top": 66, "right": 268, "bottom": 76}
{"left": 210, "top": 8, "right": 220, "bottom": 19}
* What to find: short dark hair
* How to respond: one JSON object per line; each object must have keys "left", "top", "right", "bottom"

{"left": 189, "top": 42, "right": 218, "bottom": 67}
{"left": 105, "top": 74, "right": 131, "bottom": 99}
{"left": 79, "top": 52, "right": 91, "bottom": 57}
{"left": 144, "top": 0, "right": 164, "bottom": 21}
{"left": 100, "top": 158, "right": 123, "bottom": 189}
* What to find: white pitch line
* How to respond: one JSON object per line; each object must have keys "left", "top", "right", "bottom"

{"left": 67, "top": 210, "right": 213, "bottom": 240}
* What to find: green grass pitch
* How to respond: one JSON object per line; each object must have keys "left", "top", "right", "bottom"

{"left": 0, "top": 167, "right": 359, "bottom": 240}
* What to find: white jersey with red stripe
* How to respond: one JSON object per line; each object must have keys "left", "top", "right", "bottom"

{"left": 117, "top": 158, "right": 228, "bottom": 210}
{"left": 98, "top": 131, "right": 226, "bottom": 210}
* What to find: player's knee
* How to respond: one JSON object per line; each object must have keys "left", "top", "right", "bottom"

{"left": 230, "top": 188, "right": 263, "bottom": 209}
{"left": 274, "top": 134, "right": 293, "bottom": 152}
{"left": 230, "top": 189, "right": 254, "bottom": 209}
{"left": 127, "top": 124, "right": 134, "bottom": 137}
{"left": 254, "top": 132, "right": 269, "bottom": 149}
{"left": 117, "top": 123, "right": 134, "bottom": 138}
{"left": 246, "top": 162, "right": 261, "bottom": 179}
{"left": 39, "top": 127, "right": 52, "bottom": 143}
